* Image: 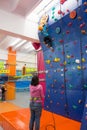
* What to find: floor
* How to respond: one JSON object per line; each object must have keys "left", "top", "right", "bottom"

{"left": 0, "top": 91, "right": 30, "bottom": 130}
{"left": 0, "top": 91, "right": 81, "bottom": 130}
{"left": 8, "top": 91, "right": 30, "bottom": 108}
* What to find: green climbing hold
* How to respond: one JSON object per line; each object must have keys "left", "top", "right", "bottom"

{"left": 54, "top": 18, "right": 58, "bottom": 21}
{"left": 52, "top": 7, "right": 55, "bottom": 10}
{"left": 52, "top": 11, "right": 55, "bottom": 14}
{"left": 56, "top": 27, "right": 61, "bottom": 34}
{"left": 67, "top": 61, "right": 71, "bottom": 64}
{"left": 72, "top": 105, "right": 77, "bottom": 109}
{"left": 58, "top": 47, "right": 61, "bottom": 50}
{"left": 69, "top": 84, "right": 73, "bottom": 89}
{"left": 84, "top": 84, "right": 87, "bottom": 88}
{"left": 66, "top": 50, "right": 69, "bottom": 53}
{"left": 78, "top": 72, "right": 81, "bottom": 75}
{"left": 52, "top": 16, "right": 55, "bottom": 19}
{"left": 68, "top": 72, "right": 72, "bottom": 76}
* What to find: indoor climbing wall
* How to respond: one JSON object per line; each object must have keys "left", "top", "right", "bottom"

{"left": 38, "top": 0, "right": 87, "bottom": 125}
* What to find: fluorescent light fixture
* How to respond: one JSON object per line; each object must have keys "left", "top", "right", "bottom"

{"left": 13, "top": 40, "right": 27, "bottom": 50}
{"left": 24, "top": 41, "right": 33, "bottom": 49}
{"left": 10, "top": 38, "right": 21, "bottom": 46}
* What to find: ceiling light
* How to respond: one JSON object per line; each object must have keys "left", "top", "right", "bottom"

{"left": 10, "top": 38, "right": 21, "bottom": 46}
{"left": 13, "top": 40, "right": 27, "bottom": 50}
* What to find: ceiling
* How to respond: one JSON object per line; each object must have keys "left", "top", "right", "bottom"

{"left": 0, "top": 0, "right": 59, "bottom": 55}
{"left": 0, "top": 33, "right": 36, "bottom": 54}
{"left": 0, "top": 0, "right": 42, "bottom": 17}
{"left": 0, "top": 0, "right": 42, "bottom": 55}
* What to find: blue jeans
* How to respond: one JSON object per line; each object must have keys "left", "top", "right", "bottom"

{"left": 29, "top": 102, "right": 42, "bottom": 130}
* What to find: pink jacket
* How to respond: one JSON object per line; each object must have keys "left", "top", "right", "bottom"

{"left": 30, "top": 84, "right": 44, "bottom": 102}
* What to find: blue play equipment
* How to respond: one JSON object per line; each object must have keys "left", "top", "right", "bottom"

{"left": 15, "top": 81, "right": 30, "bottom": 92}
{"left": 38, "top": 0, "right": 87, "bottom": 129}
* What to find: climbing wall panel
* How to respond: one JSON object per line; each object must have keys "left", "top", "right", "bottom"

{"left": 38, "top": 0, "right": 87, "bottom": 122}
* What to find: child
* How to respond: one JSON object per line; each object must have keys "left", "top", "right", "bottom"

{"left": 1, "top": 84, "right": 7, "bottom": 101}
{"left": 0, "top": 85, "right": 2, "bottom": 101}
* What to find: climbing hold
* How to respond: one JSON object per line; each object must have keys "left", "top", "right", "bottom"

{"left": 66, "top": 55, "right": 71, "bottom": 59}
{"left": 48, "top": 90, "right": 50, "bottom": 93}
{"left": 78, "top": 99, "right": 82, "bottom": 104}
{"left": 78, "top": 16, "right": 82, "bottom": 20}
{"left": 50, "top": 100, "right": 53, "bottom": 103}
{"left": 62, "top": 11, "right": 66, "bottom": 16}
{"left": 61, "top": 84, "right": 65, "bottom": 88}
{"left": 54, "top": 57, "right": 60, "bottom": 62}
{"left": 85, "top": 45, "right": 87, "bottom": 48}
{"left": 63, "top": 61, "right": 67, "bottom": 65}
{"left": 78, "top": 72, "right": 81, "bottom": 75}
{"left": 72, "top": 66, "right": 76, "bottom": 70}
{"left": 58, "top": 10, "right": 62, "bottom": 14}
{"left": 47, "top": 106, "right": 49, "bottom": 108}
{"left": 64, "top": 78, "right": 68, "bottom": 82}
{"left": 60, "top": 63, "right": 64, "bottom": 66}
{"left": 84, "top": 9, "right": 87, "bottom": 13}
{"left": 51, "top": 84, "right": 54, "bottom": 88}
{"left": 52, "top": 11, "right": 55, "bottom": 14}
{"left": 85, "top": 104, "right": 87, "bottom": 108}
{"left": 68, "top": 22, "right": 73, "bottom": 27}
{"left": 66, "top": 9, "right": 70, "bottom": 12}
{"left": 50, "top": 64, "right": 53, "bottom": 68}
{"left": 77, "top": 66, "right": 81, "bottom": 70}
{"left": 72, "top": 105, "right": 77, "bottom": 109}
{"left": 57, "top": 102, "right": 60, "bottom": 105}
{"left": 58, "top": 47, "right": 61, "bottom": 50}
{"left": 85, "top": 116, "right": 87, "bottom": 120}
{"left": 75, "top": 59, "right": 80, "bottom": 64}
{"left": 84, "top": 84, "right": 87, "bottom": 88}
{"left": 60, "top": 0, "right": 67, "bottom": 4}
{"left": 54, "top": 70, "right": 57, "bottom": 72}
{"left": 61, "top": 69, "right": 63, "bottom": 72}
{"left": 82, "top": 66, "right": 86, "bottom": 70}
{"left": 45, "top": 60, "right": 51, "bottom": 64}
{"left": 54, "top": 90, "right": 57, "bottom": 93}
{"left": 66, "top": 30, "right": 70, "bottom": 34}
{"left": 61, "top": 91, "right": 65, "bottom": 94}
{"left": 62, "top": 51, "right": 65, "bottom": 55}
{"left": 56, "top": 27, "right": 61, "bottom": 34}
{"left": 69, "top": 84, "right": 73, "bottom": 89}
{"left": 52, "top": 15, "right": 55, "bottom": 19}
{"left": 52, "top": 7, "right": 55, "bottom": 11}
{"left": 57, "top": 69, "right": 61, "bottom": 72}
{"left": 82, "top": 58, "right": 86, "bottom": 62}
{"left": 38, "top": 25, "right": 43, "bottom": 31}
{"left": 84, "top": 2, "right": 87, "bottom": 5}
{"left": 81, "top": 30, "right": 86, "bottom": 34}
{"left": 48, "top": 95, "right": 50, "bottom": 98}
{"left": 70, "top": 10, "right": 77, "bottom": 19}
{"left": 59, "top": 39, "right": 64, "bottom": 43}
{"left": 71, "top": 55, "right": 74, "bottom": 58}
{"left": 64, "top": 68, "right": 68, "bottom": 72}
{"left": 61, "top": 74, "right": 64, "bottom": 76}
{"left": 68, "top": 72, "right": 72, "bottom": 75}
{"left": 80, "top": 22, "right": 85, "bottom": 29}
{"left": 54, "top": 18, "right": 58, "bottom": 21}
{"left": 53, "top": 79, "right": 57, "bottom": 84}
{"left": 48, "top": 74, "right": 51, "bottom": 78}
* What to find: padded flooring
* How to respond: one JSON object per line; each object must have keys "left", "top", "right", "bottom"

{"left": 0, "top": 92, "right": 81, "bottom": 130}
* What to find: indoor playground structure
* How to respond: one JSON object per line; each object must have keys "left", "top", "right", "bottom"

{"left": 0, "top": 0, "right": 87, "bottom": 130}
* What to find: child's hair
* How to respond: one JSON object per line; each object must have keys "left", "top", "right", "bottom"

{"left": 31, "top": 74, "right": 39, "bottom": 86}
